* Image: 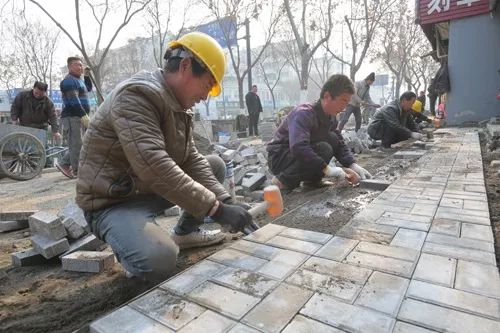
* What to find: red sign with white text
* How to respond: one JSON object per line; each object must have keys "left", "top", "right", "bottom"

{"left": 418, "top": 0, "right": 491, "bottom": 25}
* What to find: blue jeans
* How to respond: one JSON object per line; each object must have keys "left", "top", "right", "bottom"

{"left": 85, "top": 155, "right": 226, "bottom": 282}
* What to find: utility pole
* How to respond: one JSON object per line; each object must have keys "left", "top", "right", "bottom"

{"left": 245, "top": 18, "right": 252, "bottom": 92}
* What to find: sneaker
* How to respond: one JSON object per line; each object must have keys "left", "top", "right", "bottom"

{"left": 169, "top": 228, "right": 225, "bottom": 250}
{"left": 55, "top": 162, "right": 76, "bottom": 179}
{"left": 271, "top": 176, "right": 293, "bottom": 194}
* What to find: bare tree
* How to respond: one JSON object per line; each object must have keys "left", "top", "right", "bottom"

{"left": 405, "top": 37, "right": 440, "bottom": 93}
{"left": 328, "top": 0, "right": 398, "bottom": 81}
{"left": 27, "top": 0, "right": 152, "bottom": 103}
{"left": 255, "top": 43, "right": 286, "bottom": 112}
{"left": 199, "top": 0, "right": 282, "bottom": 110}
{"left": 309, "top": 44, "right": 339, "bottom": 91}
{"left": 282, "top": 0, "right": 334, "bottom": 102}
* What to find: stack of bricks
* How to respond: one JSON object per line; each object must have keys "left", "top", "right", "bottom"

{"left": 29, "top": 211, "right": 69, "bottom": 258}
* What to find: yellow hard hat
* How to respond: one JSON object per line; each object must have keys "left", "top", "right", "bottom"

{"left": 168, "top": 32, "right": 225, "bottom": 97}
{"left": 412, "top": 100, "right": 423, "bottom": 113}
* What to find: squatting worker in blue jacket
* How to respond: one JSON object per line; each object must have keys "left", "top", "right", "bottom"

{"left": 267, "top": 74, "right": 373, "bottom": 193}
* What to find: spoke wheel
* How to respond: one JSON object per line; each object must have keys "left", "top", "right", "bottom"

{"left": 0, "top": 132, "right": 46, "bottom": 180}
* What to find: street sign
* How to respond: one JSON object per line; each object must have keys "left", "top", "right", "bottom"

{"left": 417, "top": 0, "right": 490, "bottom": 25}
{"left": 194, "top": 16, "right": 237, "bottom": 49}
{"left": 373, "top": 74, "right": 389, "bottom": 86}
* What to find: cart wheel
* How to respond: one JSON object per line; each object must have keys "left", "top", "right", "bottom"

{"left": 0, "top": 132, "right": 46, "bottom": 180}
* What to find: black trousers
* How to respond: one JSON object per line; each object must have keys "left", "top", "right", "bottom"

{"left": 248, "top": 111, "right": 260, "bottom": 136}
{"left": 338, "top": 105, "right": 361, "bottom": 132}
{"left": 368, "top": 123, "right": 410, "bottom": 148}
{"left": 268, "top": 142, "right": 334, "bottom": 189}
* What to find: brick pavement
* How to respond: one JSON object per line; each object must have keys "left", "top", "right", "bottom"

{"left": 89, "top": 130, "right": 500, "bottom": 333}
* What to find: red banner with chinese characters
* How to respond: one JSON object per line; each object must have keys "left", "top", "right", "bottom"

{"left": 418, "top": 0, "right": 491, "bottom": 25}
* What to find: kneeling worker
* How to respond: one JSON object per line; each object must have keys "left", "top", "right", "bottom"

{"left": 267, "top": 74, "right": 372, "bottom": 192}
{"left": 367, "top": 91, "right": 423, "bottom": 149}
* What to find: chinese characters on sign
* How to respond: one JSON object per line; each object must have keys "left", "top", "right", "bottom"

{"left": 419, "top": 0, "right": 489, "bottom": 25}
{"left": 427, "top": 0, "right": 481, "bottom": 15}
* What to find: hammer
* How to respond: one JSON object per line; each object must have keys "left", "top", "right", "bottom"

{"left": 243, "top": 185, "right": 284, "bottom": 234}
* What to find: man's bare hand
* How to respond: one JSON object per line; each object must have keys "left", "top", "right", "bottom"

{"left": 53, "top": 132, "right": 62, "bottom": 141}
{"left": 343, "top": 167, "right": 360, "bottom": 186}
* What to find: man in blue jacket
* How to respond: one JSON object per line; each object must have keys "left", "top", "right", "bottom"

{"left": 267, "top": 74, "right": 372, "bottom": 192}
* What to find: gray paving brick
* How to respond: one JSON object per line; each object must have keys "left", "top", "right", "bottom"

{"left": 376, "top": 217, "right": 430, "bottom": 232}
{"left": 257, "top": 248, "right": 309, "bottom": 280}
{"left": 435, "top": 211, "right": 491, "bottom": 225}
{"left": 443, "top": 193, "right": 487, "bottom": 202}
{"left": 160, "top": 260, "right": 227, "bottom": 295}
{"left": 265, "top": 235, "right": 322, "bottom": 254}
{"left": 393, "top": 321, "right": 436, "bottom": 333}
{"left": 461, "top": 223, "right": 494, "bottom": 242}
{"left": 286, "top": 268, "right": 362, "bottom": 303}
{"left": 411, "top": 204, "right": 437, "bottom": 217}
{"left": 440, "top": 197, "right": 463, "bottom": 208}
{"left": 390, "top": 229, "right": 426, "bottom": 250}
{"left": 372, "top": 198, "right": 414, "bottom": 208}
{"left": 229, "top": 240, "right": 281, "bottom": 259}
{"left": 211, "top": 267, "right": 278, "bottom": 297}
{"left": 0, "top": 220, "right": 29, "bottom": 232}
{"left": 227, "top": 324, "right": 261, "bottom": 333}
{"left": 0, "top": 210, "right": 36, "bottom": 221}
{"left": 61, "top": 234, "right": 104, "bottom": 257}
{"left": 355, "top": 222, "right": 399, "bottom": 235}
{"left": 188, "top": 281, "right": 260, "bottom": 320}
{"left": 177, "top": 310, "right": 235, "bottom": 333}
{"left": 31, "top": 235, "right": 69, "bottom": 259}
{"left": 437, "top": 207, "right": 489, "bottom": 218}
{"left": 455, "top": 260, "right": 500, "bottom": 299}
{"left": 61, "top": 251, "right": 115, "bottom": 273}
{"left": 164, "top": 206, "right": 181, "bottom": 217}
{"left": 301, "top": 293, "right": 395, "bottom": 333}
{"left": 359, "top": 179, "right": 392, "bottom": 191}
{"left": 89, "top": 306, "right": 173, "bottom": 333}
{"left": 370, "top": 204, "right": 412, "bottom": 214}
{"left": 11, "top": 248, "right": 46, "bottom": 267}
{"left": 302, "top": 256, "right": 371, "bottom": 284}
{"left": 429, "top": 218, "right": 461, "bottom": 236}
{"left": 382, "top": 212, "right": 432, "bottom": 223}
{"left": 407, "top": 280, "right": 500, "bottom": 320}
{"left": 315, "top": 236, "right": 359, "bottom": 261}
{"left": 278, "top": 227, "right": 332, "bottom": 244}
{"left": 426, "top": 233, "right": 494, "bottom": 252}
{"left": 29, "top": 211, "right": 66, "bottom": 240}
{"left": 62, "top": 217, "right": 86, "bottom": 240}
{"left": 282, "top": 315, "right": 344, "bottom": 333}
{"left": 463, "top": 199, "right": 488, "bottom": 211}
{"left": 398, "top": 298, "right": 500, "bottom": 333}
{"left": 464, "top": 185, "right": 486, "bottom": 193}
{"left": 355, "top": 241, "right": 419, "bottom": 262}
{"left": 209, "top": 248, "right": 268, "bottom": 271}
{"left": 413, "top": 253, "right": 456, "bottom": 287}
{"left": 244, "top": 224, "right": 286, "bottom": 243}
{"left": 355, "top": 271, "right": 409, "bottom": 316}
{"left": 130, "top": 289, "right": 205, "bottom": 330}
{"left": 355, "top": 207, "right": 386, "bottom": 222}
{"left": 345, "top": 251, "right": 415, "bottom": 278}
{"left": 242, "top": 283, "right": 313, "bottom": 333}
{"left": 337, "top": 227, "right": 394, "bottom": 244}
{"left": 422, "top": 242, "right": 496, "bottom": 265}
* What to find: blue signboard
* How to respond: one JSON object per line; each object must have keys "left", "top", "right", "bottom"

{"left": 195, "top": 16, "right": 237, "bottom": 49}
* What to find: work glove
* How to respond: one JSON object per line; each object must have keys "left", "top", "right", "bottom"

{"left": 349, "top": 163, "right": 372, "bottom": 180}
{"left": 410, "top": 132, "right": 423, "bottom": 140}
{"left": 223, "top": 197, "right": 252, "bottom": 211}
{"left": 323, "top": 165, "right": 347, "bottom": 180}
{"left": 81, "top": 115, "right": 90, "bottom": 129}
{"left": 212, "top": 202, "right": 258, "bottom": 235}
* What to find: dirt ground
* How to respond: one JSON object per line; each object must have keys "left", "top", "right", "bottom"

{"left": 1, "top": 134, "right": 495, "bottom": 333}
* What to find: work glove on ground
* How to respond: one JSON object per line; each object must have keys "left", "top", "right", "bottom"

{"left": 349, "top": 163, "right": 372, "bottom": 180}
{"left": 81, "top": 115, "right": 90, "bottom": 129}
{"left": 323, "top": 165, "right": 347, "bottom": 180}
{"left": 410, "top": 132, "right": 423, "bottom": 140}
{"left": 212, "top": 202, "right": 257, "bottom": 235}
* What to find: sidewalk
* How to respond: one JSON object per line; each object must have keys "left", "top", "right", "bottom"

{"left": 89, "top": 129, "right": 500, "bottom": 333}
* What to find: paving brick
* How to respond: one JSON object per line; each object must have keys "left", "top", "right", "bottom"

{"left": 211, "top": 267, "right": 278, "bottom": 297}
{"left": 177, "top": 310, "right": 235, "bottom": 333}
{"left": 422, "top": 242, "right": 496, "bottom": 265}
{"left": 243, "top": 224, "right": 286, "bottom": 243}
{"left": 393, "top": 151, "right": 425, "bottom": 159}
{"left": 301, "top": 293, "right": 395, "bottom": 333}
{"left": 282, "top": 315, "right": 344, "bottom": 333}
{"left": 426, "top": 233, "right": 494, "bottom": 252}
{"left": 463, "top": 199, "right": 488, "bottom": 211}
{"left": 464, "top": 185, "right": 486, "bottom": 193}
{"left": 455, "top": 260, "right": 500, "bottom": 299}
{"left": 265, "top": 235, "right": 322, "bottom": 254}
{"left": 359, "top": 179, "right": 391, "bottom": 191}
{"left": 376, "top": 217, "right": 430, "bottom": 232}
{"left": 278, "top": 227, "right": 332, "bottom": 244}
{"left": 393, "top": 321, "right": 444, "bottom": 333}
{"left": 302, "top": 256, "right": 371, "bottom": 284}
{"left": 0, "top": 210, "right": 36, "bottom": 221}
{"left": 29, "top": 211, "right": 66, "bottom": 240}
{"left": 11, "top": 248, "right": 47, "bottom": 267}
{"left": 242, "top": 283, "right": 313, "bottom": 333}
{"left": 345, "top": 251, "right": 415, "bottom": 278}
{"left": 355, "top": 241, "right": 419, "bottom": 262}
{"left": 398, "top": 298, "right": 500, "bottom": 333}
{"left": 382, "top": 211, "right": 433, "bottom": 223}
{"left": 188, "top": 281, "right": 260, "bottom": 320}
{"left": 461, "top": 223, "right": 494, "bottom": 242}
{"left": 89, "top": 306, "right": 173, "bottom": 333}
{"left": 31, "top": 235, "right": 69, "bottom": 258}
{"left": 286, "top": 268, "right": 362, "bottom": 303}
{"left": 62, "top": 217, "right": 86, "bottom": 240}
{"left": 410, "top": 203, "right": 437, "bottom": 217}
{"left": 208, "top": 248, "right": 268, "bottom": 271}
{"left": 130, "top": 289, "right": 205, "bottom": 330}
{"left": 61, "top": 251, "right": 115, "bottom": 273}
{"left": 226, "top": 324, "right": 261, "bottom": 333}
{"left": 58, "top": 202, "right": 90, "bottom": 232}
{"left": 61, "top": 234, "right": 104, "bottom": 257}
{"left": 229, "top": 240, "right": 281, "bottom": 259}
{"left": 429, "top": 218, "right": 461, "bottom": 236}
{"left": 370, "top": 204, "right": 412, "bottom": 214}
{"left": 435, "top": 210, "right": 491, "bottom": 225}
{"left": 337, "top": 227, "right": 394, "bottom": 244}
{"left": 257, "top": 248, "right": 309, "bottom": 280}
{"left": 160, "top": 260, "right": 227, "bottom": 295}
{"left": 354, "top": 222, "right": 399, "bottom": 236}
{"left": 413, "top": 253, "right": 456, "bottom": 287}
{"left": 164, "top": 206, "right": 180, "bottom": 217}
{"left": 443, "top": 193, "right": 487, "bottom": 202}
{"left": 437, "top": 207, "right": 489, "bottom": 218}
{"left": 0, "top": 220, "right": 29, "bottom": 232}
{"left": 390, "top": 229, "right": 427, "bottom": 250}
{"left": 355, "top": 271, "right": 409, "bottom": 316}
{"left": 440, "top": 197, "right": 463, "bottom": 208}
{"left": 372, "top": 199, "right": 414, "bottom": 208}
{"left": 315, "top": 236, "right": 358, "bottom": 261}
{"left": 355, "top": 207, "right": 386, "bottom": 222}
{"left": 407, "top": 280, "right": 500, "bottom": 320}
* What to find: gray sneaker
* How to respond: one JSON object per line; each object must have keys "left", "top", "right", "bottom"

{"left": 169, "top": 228, "right": 225, "bottom": 250}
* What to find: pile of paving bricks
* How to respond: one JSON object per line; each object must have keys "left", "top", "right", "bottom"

{"left": 4, "top": 203, "right": 114, "bottom": 273}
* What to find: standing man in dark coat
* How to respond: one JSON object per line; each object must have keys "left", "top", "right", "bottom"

{"left": 245, "top": 84, "right": 263, "bottom": 136}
